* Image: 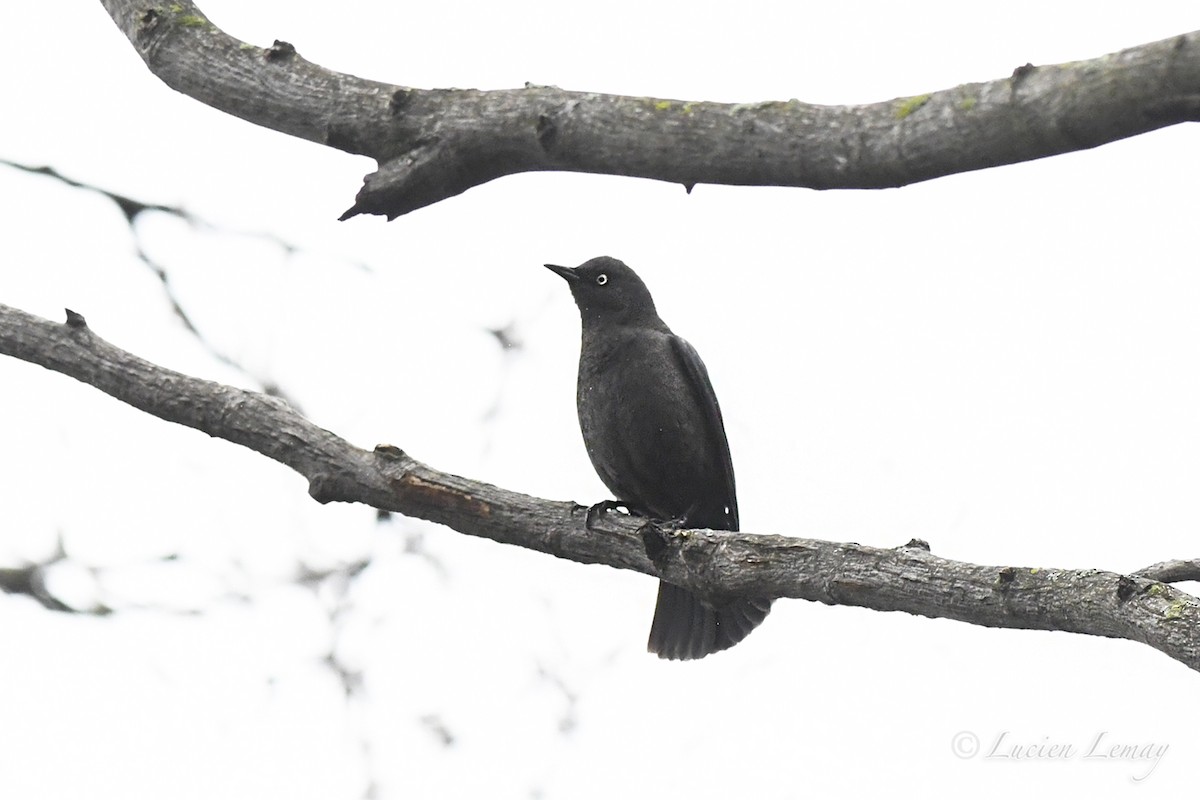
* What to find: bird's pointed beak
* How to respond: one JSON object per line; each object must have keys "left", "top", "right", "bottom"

{"left": 544, "top": 263, "right": 581, "bottom": 283}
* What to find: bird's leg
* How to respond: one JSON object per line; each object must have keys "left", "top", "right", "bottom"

{"left": 585, "top": 499, "right": 630, "bottom": 530}
{"left": 584, "top": 499, "right": 658, "bottom": 530}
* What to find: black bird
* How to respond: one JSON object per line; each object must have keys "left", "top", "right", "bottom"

{"left": 545, "top": 256, "right": 772, "bottom": 659}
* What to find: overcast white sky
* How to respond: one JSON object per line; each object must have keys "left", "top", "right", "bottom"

{"left": 1, "top": 2, "right": 1198, "bottom": 798}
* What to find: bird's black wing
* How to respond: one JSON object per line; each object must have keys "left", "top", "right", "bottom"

{"left": 649, "top": 335, "right": 772, "bottom": 659}
{"left": 669, "top": 335, "right": 738, "bottom": 531}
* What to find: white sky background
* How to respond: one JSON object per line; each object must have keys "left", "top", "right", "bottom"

{"left": 1, "top": 1, "right": 1197, "bottom": 797}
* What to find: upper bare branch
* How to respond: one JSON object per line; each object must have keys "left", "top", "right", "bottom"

{"left": 98, "top": 1, "right": 1200, "bottom": 218}
{"left": 3, "top": 301, "right": 1198, "bottom": 671}
{"left": 1138, "top": 559, "right": 1200, "bottom": 584}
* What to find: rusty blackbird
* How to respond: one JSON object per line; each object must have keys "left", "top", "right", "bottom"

{"left": 546, "top": 256, "right": 772, "bottom": 659}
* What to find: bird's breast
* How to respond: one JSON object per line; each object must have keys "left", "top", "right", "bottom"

{"left": 575, "top": 330, "right": 719, "bottom": 519}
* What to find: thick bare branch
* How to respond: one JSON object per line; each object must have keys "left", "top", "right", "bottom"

{"left": 3, "top": 302, "right": 1198, "bottom": 671}
{"left": 97, "top": 1, "right": 1200, "bottom": 219}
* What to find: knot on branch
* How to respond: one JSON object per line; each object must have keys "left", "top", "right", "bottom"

{"left": 640, "top": 520, "right": 674, "bottom": 568}
{"left": 997, "top": 566, "right": 1017, "bottom": 591}
{"left": 265, "top": 40, "right": 297, "bottom": 62}
{"left": 340, "top": 139, "right": 453, "bottom": 220}
{"left": 308, "top": 472, "right": 342, "bottom": 504}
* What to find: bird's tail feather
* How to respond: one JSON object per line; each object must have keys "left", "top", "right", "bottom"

{"left": 647, "top": 581, "right": 772, "bottom": 660}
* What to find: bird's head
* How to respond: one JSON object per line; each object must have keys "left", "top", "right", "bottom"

{"left": 545, "top": 256, "right": 662, "bottom": 328}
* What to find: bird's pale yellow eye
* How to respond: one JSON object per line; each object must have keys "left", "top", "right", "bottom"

{"left": 595, "top": 274, "right": 608, "bottom": 286}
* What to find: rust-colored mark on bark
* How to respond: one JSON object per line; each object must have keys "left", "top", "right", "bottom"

{"left": 395, "top": 473, "right": 492, "bottom": 517}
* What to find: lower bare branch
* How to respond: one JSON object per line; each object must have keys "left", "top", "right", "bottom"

{"left": 2, "top": 302, "right": 1198, "bottom": 670}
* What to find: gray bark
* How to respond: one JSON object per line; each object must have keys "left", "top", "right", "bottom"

{"left": 3, "top": 303, "right": 1198, "bottom": 671}
{"left": 98, "top": 0, "right": 1200, "bottom": 218}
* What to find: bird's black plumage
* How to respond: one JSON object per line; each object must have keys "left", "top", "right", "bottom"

{"left": 546, "top": 256, "right": 772, "bottom": 660}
